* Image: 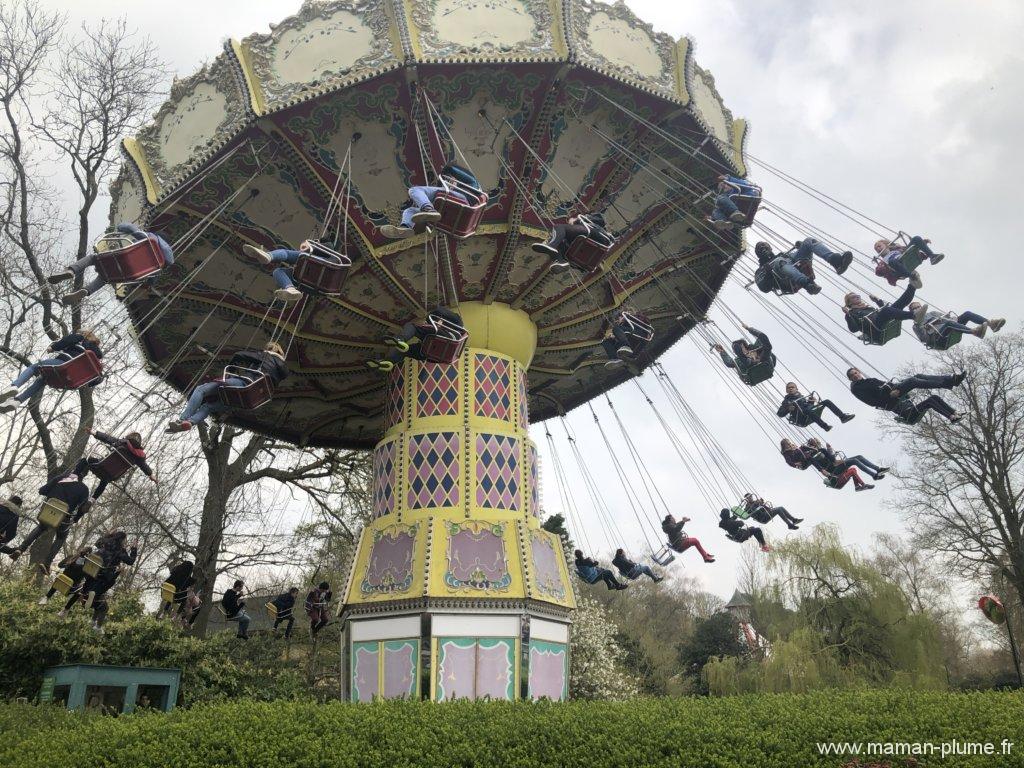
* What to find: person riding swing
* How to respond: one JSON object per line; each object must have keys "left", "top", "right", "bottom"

{"left": 602, "top": 309, "right": 654, "bottom": 368}
{"left": 531, "top": 211, "right": 614, "bottom": 271}
{"left": 243, "top": 239, "right": 350, "bottom": 302}
{"left": 367, "top": 306, "right": 466, "bottom": 372}
{"left": 718, "top": 509, "right": 771, "bottom": 552}
{"left": 381, "top": 164, "right": 483, "bottom": 240}
{"left": 740, "top": 494, "right": 802, "bottom": 529}
{"left": 611, "top": 548, "right": 664, "bottom": 583}
{"left": 847, "top": 366, "right": 965, "bottom": 425}
{"left": 661, "top": 515, "right": 715, "bottom": 563}
{"left": 776, "top": 382, "right": 855, "bottom": 431}
{"left": 0, "top": 331, "right": 104, "bottom": 413}
{"left": 573, "top": 549, "right": 628, "bottom": 590}
{"left": 714, "top": 324, "right": 776, "bottom": 385}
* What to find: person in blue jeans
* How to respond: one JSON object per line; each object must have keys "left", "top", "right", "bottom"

{"left": 710, "top": 174, "right": 761, "bottom": 228}
{"left": 753, "top": 241, "right": 823, "bottom": 295}
{"left": 49, "top": 223, "right": 175, "bottom": 305}
{"left": 381, "top": 164, "right": 481, "bottom": 240}
{"left": 0, "top": 330, "right": 103, "bottom": 412}
{"left": 788, "top": 237, "right": 852, "bottom": 275}
{"left": 243, "top": 240, "right": 344, "bottom": 302}
{"left": 611, "top": 549, "right": 663, "bottom": 583}
{"left": 909, "top": 303, "right": 1004, "bottom": 345}
{"left": 222, "top": 580, "right": 251, "bottom": 639}
{"left": 574, "top": 550, "right": 628, "bottom": 590}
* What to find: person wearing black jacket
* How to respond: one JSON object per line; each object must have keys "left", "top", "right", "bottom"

{"left": 741, "top": 494, "right": 802, "bottom": 530}
{"left": 167, "top": 342, "right": 289, "bottom": 432}
{"left": 842, "top": 288, "right": 925, "bottom": 336}
{"left": 160, "top": 560, "right": 196, "bottom": 619}
{"left": 305, "top": 582, "right": 333, "bottom": 636}
{"left": 611, "top": 549, "right": 663, "bottom": 583}
{"left": 271, "top": 587, "right": 299, "bottom": 638}
{"left": 0, "top": 331, "right": 104, "bottom": 411}
{"left": 0, "top": 495, "right": 23, "bottom": 555}
{"left": 803, "top": 437, "right": 888, "bottom": 481}
{"left": 751, "top": 241, "right": 822, "bottom": 295}
{"left": 719, "top": 509, "right": 770, "bottom": 552}
{"left": 715, "top": 324, "right": 776, "bottom": 380}
{"left": 78, "top": 430, "right": 156, "bottom": 499}
{"left": 222, "top": 580, "right": 250, "bottom": 639}
{"left": 368, "top": 307, "right": 466, "bottom": 372}
{"left": 661, "top": 515, "right": 715, "bottom": 562}
{"left": 531, "top": 212, "right": 614, "bottom": 269}
{"left": 573, "top": 550, "right": 628, "bottom": 590}
{"left": 8, "top": 472, "right": 92, "bottom": 562}
{"left": 38, "top": 545, "right": 93, "bottom": 605}
{"left": 61, "top": 565, "right": 123, "bottom": 631}
{"left": 777, "top": 382, "right": 854, "bottom": 431}
{"left": 780, "top": 439, "right": 813, "bottom": 470}
{"left": 846, "top": 367, "right": 964, "bottom": 425}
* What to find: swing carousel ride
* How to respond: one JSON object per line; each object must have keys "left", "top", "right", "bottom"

{"left": 108, "top": 1, "right": 749, "bottom": 700}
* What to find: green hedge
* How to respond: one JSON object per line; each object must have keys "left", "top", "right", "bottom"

{"left": 2, "top": 690, "right": 1022, "bottom": 767}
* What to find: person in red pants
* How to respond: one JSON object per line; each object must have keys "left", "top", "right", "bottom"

{"left": 305, "top": 581, "right": 332, "bottom": 637}
{"left": 661, "top": 514, "right": 715, "bottom": 563}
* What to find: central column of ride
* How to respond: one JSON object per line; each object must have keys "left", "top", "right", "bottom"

{"left": 341, "top": 302, "right": 575, "bottom": 701}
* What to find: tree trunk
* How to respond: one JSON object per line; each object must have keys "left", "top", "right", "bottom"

{"left": 191, "top": 486, "right": 229, "bottom": 637}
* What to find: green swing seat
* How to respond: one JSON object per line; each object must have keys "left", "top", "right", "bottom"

{"left": 925, "top": 330, "right": 962, "bottom": 351}
{"left": 730, "top": 504, "right": 750, "bottom": 520}
{"left": 893, "top": 242, "right": 924, "bottom": 273}
{"left": 859, "top": 316, "right": 902, "bottom": 346}
{"left": 738, "top": 360, "right": 775, "bottom": 386}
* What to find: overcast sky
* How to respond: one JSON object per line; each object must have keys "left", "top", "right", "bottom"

{"left": 38, "top": 0, "right": 1024, "bottom": 602}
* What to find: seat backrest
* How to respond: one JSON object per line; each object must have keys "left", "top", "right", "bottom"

{"left": 565, "top": 234, "right": 611, "bottom": 271}
{"left": 37, "top": 349, "right": 103, "bottom": 390}
{"left": 620, "top": 312, "right": 654, "bottom": 342}
{"left": 159, "top": 582, "right": 177, "bottom": 604}
{"left": 217, "top": 367, "right": 274, "bottom": 410}
{"left": 93, "top": 234, "right": 166, "bottom": 283}
{"left": 37, "top": 498, "right": 70, "bottom": 528}
{"left": 91, "top": 447, "right": 135, "bottom": 483}
{"left": 292, "top": 250, "right": 349, "bottom": 294}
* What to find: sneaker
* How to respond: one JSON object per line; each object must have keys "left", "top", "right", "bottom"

{"left": 531, "top": 242, "right": 560, "bottom": 257}
{"left": 652, "top": 575, "right": 665, "bottom": 583}
{"left": 47, "top": 270, "right": 74, "bottom": 285}
{"left": 604, "top": 359, "right": 625, "bottom": 368}
{"left": 366, "top": 359, "right": 394, "bottom": 372}
{"left": 703, "top": 556, "right": 716, "bottom": 563}
{"left": 839, "top": 413, "right": 855, "bottom": 424}
{"left": 988, "top": 318, "right": 1006, "bottom": 332}
{"left": 7, "top": 548, "right": 21, "bottom": 562}
{"left": 411, "top": 206, "right": 441, "bottom": 225}
{"left": 760, "top": 545, "right": 772, "bottom": 553}
{"left": 242, "top": 244, "right": 273, "bottom": 264}
{"left": 57, "top": 609, "right": 67, "bottom": 619}
{"left": 876, "top": 466, "right": 890, "bottom": 477}
{"left": 792, "top": 517, "right": 804, "bottom": 524}
{"left": 805, "top": 281, "right": 822, "bottom": 295}
{"left": 380, "top": 224, "right": 414, "bottom": 240}
{"left": 912, "top": 303, "right": 929, "bottom": 324}
{"left": 972, "top": 324, "right": 987, "bottom": 338}
{"left": 856, "top": 483, "right": 875, "bottom": 492}
{"left": 952, "top": 371, "right": 967, "bottom": 386}
{"left": 821, "top": 423, "right": 832, "bottom": 432}
{"left": 165, "top": 420, "right": 193, "bottom": 434}
{"left": 274, "top": 286, "right": 302, "bottom": 302}
{"left": 384, "top": 336, "right": 410, "bottom": 352}
{"left": 616, "top": 345, "right": 633, "bottom": 358}
{"left": 614, "top": 582, "right": 629, "bottom": 590}
{"left": 729, "top": 211, "right": 747, "bottom": 224}
{"left": 84, "top": 591, "right": 95, "bottom": 609}
{"left": 711, "top": 218, "right": 733, "bottom": 231}
{"left": 909, "top": 271, "right": 923, "bottom": 289}
{"left": 0, "top": 386, "right": 18, "bottom": 402}
{"left": 949, "top": 413, "right": 964, "bottom": 423}
{"left": 37, "top": 595, "right": 49, "bottom": 606}
{"left": 835, "top": 251, "right": 853, "bottom": 275}
{"left": 929, "top": 253, "right": 945, "bottom": 265}
{"left": 548, "top": 260, "right": 571, "bottom": 271}
{"left": 787, "top": 523, "right": 799, "bottom": 530}
{"left": 61, "top": 288, "right": 88, "bottom": 306}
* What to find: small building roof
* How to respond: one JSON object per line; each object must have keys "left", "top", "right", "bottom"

{"left": 725, "top": 591, "right": 753, "bottom": 610}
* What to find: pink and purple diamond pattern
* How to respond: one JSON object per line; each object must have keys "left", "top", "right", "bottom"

{"left": 527, "top": 442, "right": 539, "bottom": 517}
{"left": 475, "top": 433, "right": 520, "bottom": 510}
{"left": 407, "top": 432, "right": 461, "bottom": 509}
{"left": 474, "top": 354, "right": 510, "bottom": 421}
{"left": 417, "top": 362, "right": 460, "bottom": 418}
{"left": 385, "top": 366, "right": 405, "bottom": 431}
{"left": 372, "top": 440, "right": 397, "bottom": 519}
{"left": 516, "top": 367, "right": 529, "bottom": 428}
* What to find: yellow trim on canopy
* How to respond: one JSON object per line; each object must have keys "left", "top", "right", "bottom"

{"left": 122, "top": 138, "right": 160, "bottom": 205}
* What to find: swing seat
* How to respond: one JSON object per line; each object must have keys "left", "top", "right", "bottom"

{"left": 37, "top": 350, "right": 103, "bottom": 390}
{"left": 292, "top": 242, "right": 351, "bottom": 295}
{"left": 159, "top": 581, "right": 177, "bottom": 605}
{"left": 265, "top": 602, "right": 278, "bottom": 621}
{"left": 822, "top": 474, "right": 843, "bottom": 489}
{"left": 564, "top": 235, "right": 612, "bottom": 272}
{"left": 771, "top": 259, "right": 814, "bottom": 296}
{"left": 738, "top": 360, "right": 775, "bottom": 386}
{"left": 651, "top": 546, "right": 676, "bottom": 566}
{"left": 432, "top": 180, "right": 487, "bottom": 239}
{"left": 730, "top": 504, "right": 750, "bottom": 520}
{"left": 82, "top": 553, "right": 104, "bottom": 578}
{"left": 893, "top": 243, "right": 924, "bottom": 273}
{"left": 419, "top": 316, "right": 468, "bottom": 364}
{"left": 90, "top": 448, "right": 135, "bottom": 483}
{"left": 789, "top": 402, "right": 825, "bottom": 427}
{"left": 859, "top": 316, "right": 902, "bottom": 346}
{"left": 620, "top": 312, "right": 654, "bottom": 344}
{"left": 729, "top": 191, "right": 762, "bottom": 227}
{"left": 51, "top": 573, "right": 76, "bottom": 596}
{"left": 93, "top": 233, "right": 166, "bottom": 283}
{"left": 925, "top": 330, "right": 962, "bottom": 351}
{"left": 37, "top": 498, "right": 69, "bottom": 529}
{"left": 217, "top": 366, "right": 274, "bottom": 411}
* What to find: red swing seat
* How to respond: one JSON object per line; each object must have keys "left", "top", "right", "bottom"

{"left": 418, "top": 316, "right": 468, "bottom": 364}
{"left": 90, "top": 447, "right": 136, "bottom": 483}
{"left": 564, "top": 234, "right": 612, "bottom": 272}
{"left": 216, "top": 365, "right": 274, "bottom": 410}
{"left": 37, "top": 349, "right": 103, "bottom": 390}
{"left": 731, "top": 189, "right": 762, "bottom": 226}
{"left": 92, "top": 232, "right": 166, "bottom": 283}
{"left": 291, "top": 240, "right": 352, "bottom": 295}
{"left": 432, "top": 178, "right": 488, "bottom": 239}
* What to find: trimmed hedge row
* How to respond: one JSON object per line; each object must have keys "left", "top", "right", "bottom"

{"left": 2, "top": 690, "right": 1022, "bottom": 767}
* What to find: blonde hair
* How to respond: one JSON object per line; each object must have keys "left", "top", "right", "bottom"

{"left": 844, "top": 292, "right": 860, "bottom": 306}
{"left": 264, "top": 342, "right": 284, "bottom": 357}
{"left": 874, "top": 239, "right": 891, "bottom": 254}
{"left": 80, "top": 329, "right": 100, "bottom": 345}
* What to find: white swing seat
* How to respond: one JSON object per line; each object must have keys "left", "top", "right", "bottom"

{"left": 651, "top": 546, "right": 676, "bottom": 566}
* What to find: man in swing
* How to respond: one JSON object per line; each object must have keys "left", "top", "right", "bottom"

{"left": 366, "top": 306, "right": 465, "bottom": 372}
{"left": 776, "top": 381, "right": 855, "bottom": 431}
{"left": 601, "top": 309, "right": 651, "bottom": 368}
{"left": 709, "top": 174, "right": 761, "bottom": 229}
{"left": 847, "top": 366, "right": 965, "bottom": 425}
{"left": 842, "top": 286, "right": 926, "bottom": 338}
{"left": 7, "top": 470, "right": 92, "bottom": 564}
{"left": 573, "top": 549, "right": 628, "bottom": 590}
{"left": 718, "top": 509, "right": 771, "bottom": 552}
{"left": 48, "top": 222, "right": 176, "bottom": 306}
{"left": 381, "top": 163, "right": 482, "bottom": 240}
{"left": 243, "top": 239, "right": 346, "bottom": 302}
{"left": 166, "top": 341, "right": 289, "bottom": 433}
{"left": 661, "top": 514, "right": 715, "bottom": 563}
{"left": 741, "top": 494, "right": 802, "bottom": 529}
{"left": 752, "top": 239, "right": 849, "bottom": 295}
{"left": 0, "top": 494, "right": 23, "bottom": 556}
{"left": 908, "top": 301, "right": 1004, "bottom": 346}
{"left": 306, "top": 581, "right": 332, "bottom": 637}
{"left": 713, "top": 323, "right": 776, "bottom": 382}
{"left": 530, "top": 211, "right": 614, "bottom": 269}
{"left": 271, "top": 587, "right": 299, "bottom": 639}
{"left": 0, "top": 330, "right": 104, "bottom": 413}
{"left": 612, "top": 548, "right": 664, "bottom": 583}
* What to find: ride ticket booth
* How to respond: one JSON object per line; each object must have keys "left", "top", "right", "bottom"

{"left": 39, "top": 664, "right": 181, "bottom": 714}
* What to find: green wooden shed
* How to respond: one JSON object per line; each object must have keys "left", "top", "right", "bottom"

{"left": 40, "top": 664, "right": 181, "bottom": 714}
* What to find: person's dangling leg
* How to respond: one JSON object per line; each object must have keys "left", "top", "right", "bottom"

{"left": 818, "top": 398, "right": 855, "bottom": 423}
{"left": 10, "top": 363, "right": 40, "bottom": 390}
{"left": 908, "top": 235, "right": 939, "bottom": 261}
{"left": 601, "top": 337, "right": 620, "bottom": 361}
{"left": 919, "top": 395, "right": 958, "bottom": 421}
{"left": 773, "top": 506, "right": 802, "bottom": 527}
{"left": 179, "top": 381, "right": 220, "bottom": 423}
{"left": 844, "top": 455, "right": 881, "bottom": 479}
{"left": 268, "top": 249, "right": 302, "bottom": 267}
{"left": 638, "top": 564, "right": 661, "bottom": 582}
{"left": 773, "top": 259, "right": 813, "bottom": 289}
{"left": 891, "top": 283, "right": 916, "bottom": 311}
{"left": 897, "top": 373, "right": 960, "bottom": 393}
{"left": 284, "top": 615, "right": 294, "bottom": 639}
{"left": 680, "top": 536, "right": 715, "bottom": 562}
{"left": 90, "top": 478, "right": 109, "bottom": 500}
{"left": 272, "top": 267, "right": 296, "bottom": 290}
{"left": 713, "top": 193, "right": 739, "bottom": 222}
{"left": 958, "top": 311, "right": 988, "bottom": 326}
{"left": 746, "top": 527, "right": 768, "bottom": 548}
{"left": 804, "top": 238, "right": 851, "bottom": 273}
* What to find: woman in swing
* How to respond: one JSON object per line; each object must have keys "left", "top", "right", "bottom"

{"left": 714, "top": 324, "right": 776, "bottom": 382}
{"left": 0, "top": 330, "right": 104, "bottom": 412}
{"left": 740, "top": 494, "right": 802, "bottom": 529}
{"left": 611, "top": 548, "right": 664, "bottom": 583}
{"left": 842, "top": 288, "right": 927, "bottom": 337}
{"left": 718, "top": 509, "right": 770, "bottom": 552}
{"left": 908, "top": 301, "right": 1004, "bottom": 346}
{"left": 661, "top": 515, "right": 715, "bottom": 563}
{"left": 243, "top": 239, "right": 346, "bottom": 302}
{"left": 75, "top": 430, "right": 157, "bottom": 499}
{"left": 530, "top": 211, "right": 614, "bottom": 269}
{"left": 776, "top": 382, "right": 855, "bottom": 431}
{"left": 873, "top": 235, "right": 944, "bottom": 287}
{"left": 573, "top": 550, "right": 628, "bottom": 590}
{"left": 381, "top": 163, "right": 482, "bottom": 240}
